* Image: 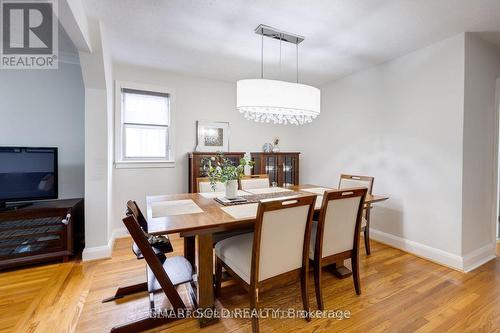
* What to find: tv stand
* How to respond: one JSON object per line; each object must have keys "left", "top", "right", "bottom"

{"left": 0, "top": 201, "right": 33, "bottom": 212}
{"left": 0, "top": 198, "right": 84, "bottom": 270}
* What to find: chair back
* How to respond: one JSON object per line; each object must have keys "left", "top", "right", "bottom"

{"left": 315, "top": 188, "right": 367, "bottom": 259}
{"left": 122, "top": 214, "right": 186, "bottom": 310}
{"left": 339, "top": 174, "right": 374, "bottom": 194}
{"left": 251, "top": 194, "right": 316, "bottom": 283}
{"left": 240, "top": 174, "right": 270, "bottom": 190}
{"left": 197, "top": 177, "right": 225, "bottom": 193}
{"left": 127, "top": 200, "right": 149, "bottom": 232}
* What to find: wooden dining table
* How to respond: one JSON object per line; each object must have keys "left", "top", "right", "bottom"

{"left": 146, "top": 184, "right": 388, "bottom": 327}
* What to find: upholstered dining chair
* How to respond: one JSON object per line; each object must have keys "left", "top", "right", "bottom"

{"left": 339, "top": 174, "right": 374, "bottom": 255}
{"left": 197, "top": 176, "right": 225, "bottom": 193}
{"left": 239, "top": 174, "right": 270, "bottom": 190}
{"left": 102, "top": 200, "right": 173, "bottom": 304}
{"left": 110, "top": 213, "right": 195, "bottom": 333}
{"left": 215, "top": 194, "right": 316, "bottom": 333}
{"left": 310, "top": 188, "right": 367, "bottom": 310}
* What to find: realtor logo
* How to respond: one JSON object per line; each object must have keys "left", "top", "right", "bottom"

{"left": 1, "top": 0, "right": 58, "bottom": 69}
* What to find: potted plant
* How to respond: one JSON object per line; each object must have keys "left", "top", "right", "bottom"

{"left": 206, "top": 153, "right": 254, "bottom": 199}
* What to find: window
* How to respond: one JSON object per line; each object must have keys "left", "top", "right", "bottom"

{"left": 115, "top": 82, "right": 174, "bottom": 168}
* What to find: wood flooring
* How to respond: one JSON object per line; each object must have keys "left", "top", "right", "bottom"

{"left": 0, "top": 236, "right": 498, "bottom": 333}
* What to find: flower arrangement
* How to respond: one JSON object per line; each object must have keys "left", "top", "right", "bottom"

{"left": 205, "top": 153, "right": 254, "bottom": 191}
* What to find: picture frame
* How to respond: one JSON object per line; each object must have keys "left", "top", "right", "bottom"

{"left": 196, "top": 121, "right": 230, "bottom": 152}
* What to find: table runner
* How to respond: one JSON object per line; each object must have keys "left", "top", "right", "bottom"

{"left": 199, "top": 190, "right": 249, "bottom": 199}
{"left": 244, "top": 187, "right": 293, "bottom": 194}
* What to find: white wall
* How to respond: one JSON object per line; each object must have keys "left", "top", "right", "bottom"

{"left": 462, "top": 33, "right": 500, "bottom": 257}
{"left": 0, "top": 31, "right": 84, "bottom": 200}
{"left": 79, "top": 21, "right": 114, "bottom": 258}
{"left": 299, "top": 34, "right": 466, "bottom": 265}
{"left": 111, "top": 63, "right": 302, "bottom": 231}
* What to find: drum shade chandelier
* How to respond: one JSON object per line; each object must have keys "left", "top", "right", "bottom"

{"left": 237, "top": 25, "right": 320, "bottom": 125}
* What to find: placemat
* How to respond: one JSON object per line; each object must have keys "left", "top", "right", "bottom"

{"left": 301, "top": 187, "right": 333, "bottom": 195}
{"left": 151, "top": 199, "right": 203, "bottom": 218}
{"left": 220, "top": 203, "right": 258, "bottom": 219}
{"left": 315, "top": 195, "right": 323, "bottom": 209}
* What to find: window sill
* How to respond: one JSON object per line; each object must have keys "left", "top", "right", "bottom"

{"left": 115, "top": 160, "right": 175, "bottom": 169}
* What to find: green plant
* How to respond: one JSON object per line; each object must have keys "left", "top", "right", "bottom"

{"left": 205, "top": 153, "right": 254, "bottom": 190}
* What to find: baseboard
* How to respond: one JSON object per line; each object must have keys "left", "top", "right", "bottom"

{"left": 462, "top": 243, "right": 496, "bottom": 272}
{"left": 81, "top": 227, "right": 129, "bottom": 261}
{"left": 82, "top": 236, "right": 114, "bottom": 261}
{"left": 370, "top": 228, "right": 463, "bottom": 271}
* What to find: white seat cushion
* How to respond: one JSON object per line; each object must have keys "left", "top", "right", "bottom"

{"left": 215, "top": 233, "right": 254, "bottom": 284}
{"left": 147, "top": 256, "right": 193, "bottom": 292}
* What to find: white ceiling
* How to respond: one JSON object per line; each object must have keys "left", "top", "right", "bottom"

{"left": 83, "top": 0, "right": 500, "bottom": 86}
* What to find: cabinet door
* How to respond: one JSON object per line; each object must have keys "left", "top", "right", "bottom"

{"left": 281, "top": 154, "right": 298, "bottom": 187}
{"left": 264, "top": 154, "right": 279, "bottom": 186}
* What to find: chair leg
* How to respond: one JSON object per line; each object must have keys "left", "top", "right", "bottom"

{"left": 250, "top": 288, "right": 259, "bottom": 333}
{"left": 352, "top": 254, "right": 361, "bottom": 295}
{"left": 313, "top": 260, "right": 324, "bottom": 311}
{"left": 300, "top": 266, "right": 311, "bottom": 322}
{"left": 215, "top": 257, "right": 222, "bottom": 297}
{"left": 364, "top": 226, "right": 371, "bottom": 255}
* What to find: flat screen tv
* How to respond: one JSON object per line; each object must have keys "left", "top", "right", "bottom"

{"left": 0, "top": 147, "right": 58, "bottom": 208}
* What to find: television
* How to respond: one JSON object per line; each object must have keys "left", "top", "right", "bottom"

{"left": 0, "top": 147, "right": 58, "bottom": 208}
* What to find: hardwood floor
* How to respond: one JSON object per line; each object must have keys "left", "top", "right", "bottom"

{"left": 1, "top": 237, "right": 499, "bottom": 333}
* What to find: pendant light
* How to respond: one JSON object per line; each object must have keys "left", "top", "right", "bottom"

{"left": 237, "top": 25, "right": 320, "bottom": 125}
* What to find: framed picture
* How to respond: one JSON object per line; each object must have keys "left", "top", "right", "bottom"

{"left": 196, "top": 121, "right": 230, "bottom": 152}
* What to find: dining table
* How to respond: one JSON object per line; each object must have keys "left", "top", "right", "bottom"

{"left": 146, "top": 184, "right": 389, "bottom": 327}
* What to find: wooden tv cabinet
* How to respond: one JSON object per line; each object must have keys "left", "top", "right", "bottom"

{"left": 0, "top": 198, "right": 84, "bottom": 270}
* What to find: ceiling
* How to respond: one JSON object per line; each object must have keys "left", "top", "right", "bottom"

{"left": 83, "top": 0, "right": 500, "bottom": 86}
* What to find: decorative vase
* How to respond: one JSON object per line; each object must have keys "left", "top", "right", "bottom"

{"left": 225, "top": 179, "right": 238, "bottom": 199}
{"left": 272, "top": 145, "right": 280, "bottom": 152}
{"left": 263, "top": 143, "right": 273, "bottom": 152}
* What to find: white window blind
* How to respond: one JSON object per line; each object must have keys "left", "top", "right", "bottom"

{"left": 121, "top": 88, "right": 170, "bottom": 160}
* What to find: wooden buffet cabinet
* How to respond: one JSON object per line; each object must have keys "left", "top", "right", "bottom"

{"left": 188, "top": 151, "right": 300, "bottom": 192}
{"left": 250, "top": 152, "right": 300, "bottom": 187}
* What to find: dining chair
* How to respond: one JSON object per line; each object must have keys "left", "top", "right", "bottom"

{"left": 310, "top": 188, "right": 367, "bottom": 310}
{"left": 239, "top": 174, "right": 270, "bottom": 190}
{"left": 110, "top": 213, "right": 195, "bottom": 333}
{"left": 214, "top": 194, "right": 316, "bottom": 333}
{"left": 102, "top": 200, "right": 173, "bottom": 304}
{"left": 197, "top": 176, "right": 225, "bottom": 193}
{"left": 339, "top": 174, "right": 374, "bottom": 255}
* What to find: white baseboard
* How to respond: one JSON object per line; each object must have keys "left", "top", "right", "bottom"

{"left": 81, "top": 227, "right": 130, "bottom": 262}
{"left": 462, "top": 243, "right": 496, "bottom": 272}
{"left": 82, "top": 236, "right": 114, "bottom": 261}
{"left": 370, "top": 228, "right": 463, "bottom": 271}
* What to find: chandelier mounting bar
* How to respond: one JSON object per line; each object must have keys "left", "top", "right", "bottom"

{"left": 254, "top": 24, "right": 304, "bottom": 45}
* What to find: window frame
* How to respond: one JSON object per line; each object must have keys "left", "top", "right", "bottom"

{"left": 115, "top": 80, "right": 175, "bottom": 169}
